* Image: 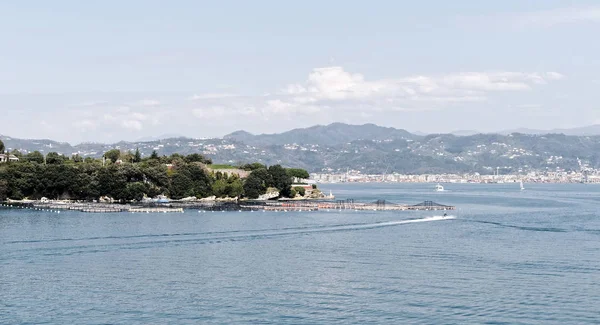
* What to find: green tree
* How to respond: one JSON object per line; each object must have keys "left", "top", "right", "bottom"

{"left": 185, "top": 153, "right": 211, "bottom": 164}
{"left": 10, "top": 150, "right": 23, "bottom": 158}
{"left": 46, "top": 152, "right": 65, "bottom": 165}
{"left": 240, "top": 162, "right": 267, "bottom": 171}
{"left": 0, "top": 179, "right": 8, "bottom": 201}
{"left": 186, "top": 164, "right": 212, "bottom": 198}
{"left": 4, "top": 162, "right": 40, "bottom": 199}
{"left": 150, "top": 150, "right": 159, "bottom": 160}
{"left": 286, "top": 168, "right": 310, "bottom": 180}
{"left": 170, "top": 170, "right": 194, "bottom": 199}
{"left": 133, "top": 148, "right": 142, "bottom": 163}
{"left": 242, "top": 168, "right": 272, "bottom": 199}
{"left": 25, "top": 151, "right": 44, "bottom": 164}
{"left": 125, "top": 182, "right": 147, "bottom": 201}
{"left": 251, "top": 168, "right": 272, "bottom": 186}
{"left": 211, "top": 179, "right": 228, "bottom": 198}
{"left": 104, "top": 149, "right": 121, "bottom": 163}
{"left": 0, "top": 139, "right": 4, "bottom": 154}
{"left": 268, "top": 165, "right": 292, "bottom": 197}
{"left": 225, "top": 174, "right": 244, "bottom": 198}
{"left": 294, "top": 186, "right": 306, "bottom": 197}
{"left": 97, "top": 165, "right": 127, "bottom": 200}
{"left": 243, "top": 173, "right": 264, "bottom": 199}
{"left": 36, "top": 164, "right": 79, "bottom": 199}
{"left": 71, "top": 154, "right": 83, "bottom": 163}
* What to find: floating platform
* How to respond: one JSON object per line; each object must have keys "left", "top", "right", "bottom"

{"left": 81, "top": 208, "right": 124, "bottom": 213}
{"left": 2, "top": 199, "right": 454, "bottom": 213}
{"left": 129, "top": 207, "right": 184, "bottom": 213}
{"left": 241, "top": 200, "right": 455, "bottom": 212}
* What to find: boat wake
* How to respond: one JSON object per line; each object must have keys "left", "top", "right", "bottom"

{"left": 3, "top": 216, "right": 456, "bottom": 259}
{"left": 337, "top": 215, "right": 455, "bottom": 231}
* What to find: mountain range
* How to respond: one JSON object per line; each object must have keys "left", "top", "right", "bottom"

{"left": 436, "top": 124, "right": 600, "bottom": 137}
{"left": 3, "top": 123, "right": 600, "bottom": 174}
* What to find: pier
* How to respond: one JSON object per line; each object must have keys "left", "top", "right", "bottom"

{"left": 129, "top": 207, "right": 184, "bottom": 213}
{"left": 240, "top": 199, "right": 455, "bottom": 212}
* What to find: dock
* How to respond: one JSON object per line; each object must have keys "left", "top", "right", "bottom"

{"left": 129, "top": 207, "right": 184, "bottom": 213}
{"left": 2, "top": 199, "right": 455, "bottom": 213}
{"left": 241, "top": 200, "right": 455, "bottom": 212}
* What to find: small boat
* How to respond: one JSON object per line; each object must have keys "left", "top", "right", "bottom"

{"left": 435, "top": 184, "right": 445, "bottom": 192}
{"left": 324, "top": 190, "right": 335, "bottom": 199}
{"left": 520, "top": 181, "right": 525, "bottom": 191}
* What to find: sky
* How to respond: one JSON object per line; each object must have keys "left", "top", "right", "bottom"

{"left": 1, "top": 0, "right": 600, "bottom": 143}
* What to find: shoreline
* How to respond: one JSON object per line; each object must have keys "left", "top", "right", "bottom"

{"left": 1, "top": 198, "right": 455, "bottom": 213}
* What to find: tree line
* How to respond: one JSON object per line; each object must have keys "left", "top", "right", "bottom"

{"left": 0, "top": 146, "right": 311, "bottom": 202}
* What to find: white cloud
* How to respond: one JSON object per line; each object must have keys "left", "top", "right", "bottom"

{"left": 192, "top": 106, "right": 227, "bottom": 119}
{"left": 73, "top": 120, "right": 96, "bottom": 130}
{"left": 185, "top": 66, "right": 563, "bottom": 120}
{"left": 103, "top": 114, "right": 116, "bottom": 121}
{"left": 286, "top": 66, "right": 402, "bottom": 100}
{"left": 545, "top": 72, "right": 564, "bottom": 80}
{"left": 188, "top": 93, "right": 237, "bottom": 100}
{"left": 130, "top": 112, "right": 147, "bottom": 121}
{"left": 115, "top": 106, "right": 131, "bottom": 113}
{"left": 138, "top": 99, "right": 160, "bottom": 106}
{"left": 121, "top": 120, "right": 143, "bottom": 131}
{"left": 92, "top": 106, "right": 153, "bottom": 131}
{"left": 284, "top": 67, "right": 562, "bottom": 106}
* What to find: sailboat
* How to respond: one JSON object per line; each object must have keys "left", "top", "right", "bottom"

{"left": 520, "top": 180, "right": 525, "bottom": 191}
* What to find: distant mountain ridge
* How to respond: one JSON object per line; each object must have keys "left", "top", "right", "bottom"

{"left": 498, "top": 124, "right": 600, "bottom": 136}
{"left": 4, "top": 123, "right": 600, "bottom": 174}
{"left": 224, "top": 123, "right": 419, "bottom": 146}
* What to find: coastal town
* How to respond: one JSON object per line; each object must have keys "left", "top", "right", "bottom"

{"left": 311, "top": 170, "right": 600, "bottom": 184}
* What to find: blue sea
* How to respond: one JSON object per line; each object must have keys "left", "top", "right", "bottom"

{"left": 1, "top": 183, "right": 599, "bottom": 324}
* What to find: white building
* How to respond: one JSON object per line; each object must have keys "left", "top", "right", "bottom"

{"left": 0, "top": 154, "right": 19, "bottom": 163}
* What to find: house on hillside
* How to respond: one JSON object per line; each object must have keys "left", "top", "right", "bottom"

{"left": 0, "top": 154, "right": 19, "bottom": 163}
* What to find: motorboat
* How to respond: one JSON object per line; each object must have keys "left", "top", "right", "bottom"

{"left": 435, "top": 184, "right": 445, "bottom": 192}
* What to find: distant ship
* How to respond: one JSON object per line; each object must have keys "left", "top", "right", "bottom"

{"left": 435, "top": 184, "right": 445, "bottom": 192}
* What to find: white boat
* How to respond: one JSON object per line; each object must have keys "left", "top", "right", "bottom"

{"left": 435, "top": 184, "right": 445, "bottom": 192}
{"left": 324, "top": 190, "right": 335, "bottom": 199}
{"left": 520, "top": 181, "right": 525, "bottom": 191}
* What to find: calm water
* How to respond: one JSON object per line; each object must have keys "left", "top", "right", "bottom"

{"left": 1, "top": 183, "right": 600, "bottom": 324}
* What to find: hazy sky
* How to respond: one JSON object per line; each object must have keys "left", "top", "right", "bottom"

{"left": 2, "top": 0, "right": 600, "bottom": 143}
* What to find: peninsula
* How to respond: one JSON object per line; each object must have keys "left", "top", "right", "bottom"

{"left": 0, "top": 147, "right": 321, "bottom": 203}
